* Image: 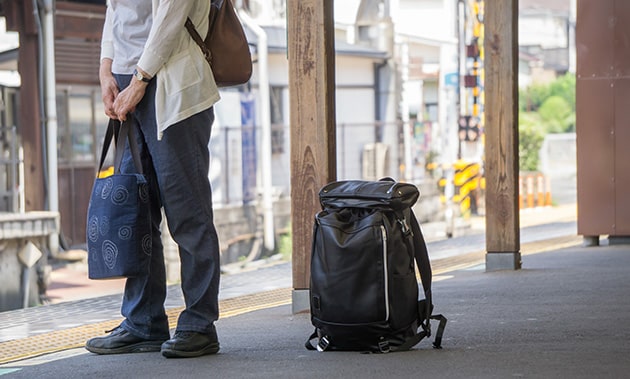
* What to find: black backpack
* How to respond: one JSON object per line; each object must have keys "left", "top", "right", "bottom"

{"left": 305, "top": 178, "right": 447, "bottom": 353}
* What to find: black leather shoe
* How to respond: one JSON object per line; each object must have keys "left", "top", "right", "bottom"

{"left": 85, "top": 327, "right": 167, "bottom": 355}
{"left": 161, "top": 330, "right": 220, "bottom": 358}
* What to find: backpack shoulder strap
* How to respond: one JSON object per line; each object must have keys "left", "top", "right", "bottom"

{"left": 408, "top": 210, "right": 432, "bottom": 303}
{"left": 395, "top": 208, "right": 432, "bottom": 319}
{"left": 407, "top": 210, "right": 447, "bottom": 349}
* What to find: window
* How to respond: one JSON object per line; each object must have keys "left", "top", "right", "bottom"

{"left": 56, "top": 86, "right": 108, "bottom": 165}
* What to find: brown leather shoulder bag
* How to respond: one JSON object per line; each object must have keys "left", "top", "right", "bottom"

{"left": 185, "top": 0, "right": 253, "bottom": 87}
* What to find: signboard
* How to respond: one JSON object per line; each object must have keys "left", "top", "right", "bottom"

{"left": 241, "top": 94, "right": 256, "bottom": 204}
{"left": 445, "top": 72, "right": 459, "bottom": 87}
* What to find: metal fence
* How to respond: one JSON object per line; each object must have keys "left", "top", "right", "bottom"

{"left": 0, "top": 125, "right": 23, "bottom": 213}
{"left": 208, "top": 119, "right": 427, "bottom": 207}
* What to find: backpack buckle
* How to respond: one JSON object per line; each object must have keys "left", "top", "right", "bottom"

{"left": 378, "top": 340, "right": 391, "bottom": 353}
{"left": 397, "top": 217, "right": 412, "bottom": 237}
{"left": 317, "top": 336, "right": 330, "bottom": 352}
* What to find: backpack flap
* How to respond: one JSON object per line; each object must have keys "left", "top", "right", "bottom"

{"left": 319, "top": 179, "right": 419, "bottom": 211}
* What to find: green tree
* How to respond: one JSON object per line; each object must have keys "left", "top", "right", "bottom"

{"left": 518, "top": 73, "right": 576, "bottom": 171}
{"left": 519, "top": 82, "right": 551, "bottom": 111}
{"left": 549, "top": 73, "right": 576, "bottom": 110}
{"left": 538, "top": 95, "right": 574, "bottom": 133}
{"left": 518, "top": 112, "right": 546, "bottom": 171}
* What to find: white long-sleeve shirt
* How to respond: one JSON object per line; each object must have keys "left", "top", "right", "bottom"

{"left": 101, "top": 1, "right": 151, "bottom": 74}
{"left": 101, "top": 0, "right": 220, "bottom": 138}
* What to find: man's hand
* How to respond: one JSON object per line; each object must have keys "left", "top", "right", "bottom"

{"left": 113, "top": 78, "right": 148, "bottom": 121}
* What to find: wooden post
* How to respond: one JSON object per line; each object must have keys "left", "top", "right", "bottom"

{"left": 287, "top": 0, "right": 337, "bottom": 312}
{"left": 484, "top": 0, "right": 521, "bottom": 270}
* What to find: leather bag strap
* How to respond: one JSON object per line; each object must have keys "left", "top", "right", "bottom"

{"left": 97, "top": 118, "right": 143, "bottom": 177}
{"left": 185, "top": 17, "right": 212, "bottom": 64}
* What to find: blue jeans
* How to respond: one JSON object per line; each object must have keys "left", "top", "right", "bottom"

{"left": 114, "top": 74, "right": 220, "bottom": 340}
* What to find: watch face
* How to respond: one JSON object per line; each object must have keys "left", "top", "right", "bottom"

{"left": 133, "top": 69, "right": 149, "bottom": 82}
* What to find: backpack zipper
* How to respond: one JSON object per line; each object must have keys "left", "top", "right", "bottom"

{"left": 381, "top": 224, "right": 390, "bottom": 321}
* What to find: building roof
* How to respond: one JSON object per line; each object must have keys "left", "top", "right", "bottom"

{"left": 0, "top": 48, "right": 17, "bottom": 71}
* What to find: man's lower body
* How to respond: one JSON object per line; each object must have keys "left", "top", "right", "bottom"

{"left": 86, "top": 75, "right": 221, "bottom": 358}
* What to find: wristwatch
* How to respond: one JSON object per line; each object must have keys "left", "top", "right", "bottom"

{"left": 133, "top": 68, "right": 151, "bottom": 83}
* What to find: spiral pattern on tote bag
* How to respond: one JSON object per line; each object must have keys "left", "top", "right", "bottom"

{"left": 87, "top": 174, "right": 152, "bottom": 279}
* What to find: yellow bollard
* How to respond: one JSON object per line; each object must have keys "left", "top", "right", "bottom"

{"left": 545, "top": 175, "right": 552, "bottom": 206}
{"left": 537, "top": 174, "right": 545, "bottom": 207}
{"left": 526, "top": 175, "right": 535, "bottom": 208}
{"left": 518, "top": 175, "right": 524, "bottom": 209}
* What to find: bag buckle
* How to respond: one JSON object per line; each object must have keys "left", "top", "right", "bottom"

{"left": 317, "top": 336, "right": 330, "bottom": 352}
{"left": 397, "top": 217, "right": 412, "bottom": 237}
{"left": 378, "top": 340, "right": 391, "bottom": 353}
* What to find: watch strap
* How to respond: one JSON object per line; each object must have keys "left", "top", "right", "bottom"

{"left": 133, "top": 69, "right": 151, "bottom": 83}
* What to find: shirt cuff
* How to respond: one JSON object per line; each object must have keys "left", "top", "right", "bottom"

{"left": 100, "top": 42, "right": 114, "bottom": 62}
{"left": 137, "top": 49, "right": 165, "bottom": 78}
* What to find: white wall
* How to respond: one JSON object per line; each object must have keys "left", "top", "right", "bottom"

{"left": 0, "top": 18, "right": 20, "bottom": 86}
{"left": 334, "top": 0, "right": 363, "bottom": 25}
{"left": 212, "top": 92, "right": 245, "bottom": 206}
{"left": 0, "top": 19, "right": 19, "bottom": 52}
{"left": 520, "top": 14, "right": 569, "bottom": 49}
{"left": 395, "top": 0, "right": 453, "bottom": 40}
{"left": 335, "top": 88, "right": 377, "bottom": 180}
{"left": 335, "top": 55, "right": 380, "bottom": 180}
{"left": 539, "top": 133, "right": 576, "bottom": 205}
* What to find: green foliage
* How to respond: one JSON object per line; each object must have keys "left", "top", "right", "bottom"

{"left": 538, "top": 95, "right": 574, "bottom": 133}
{"left": 519, "top": 83, "right": 550, "bottom": 111}
{"left": 517, "top": 73, "right": 576, "bottom": 171}
{"left": 277, "top": 230, "right": 292, "bottom": 261}
{"left": 518, "top": 113, "right": 546, "bottom": 171}
{"left": 549, "top": 73, "right": 576, "bottom": 110}
{"left": 519, "top": 73, "right": 576, "bottom": 115}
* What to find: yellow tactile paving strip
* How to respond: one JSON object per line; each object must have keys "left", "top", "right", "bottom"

{"left": 0, "top": 234, "right": 582, "bottom": 365}
{"left": 432, "top": 235, "right": 583, "bottom": 275}
{"left": 0, "top": 288, "right": 291, "bottom": 365}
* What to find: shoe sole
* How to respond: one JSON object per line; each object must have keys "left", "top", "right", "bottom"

{"left": 85, "top": 341, "right": 165, "bottom": 355}
{"left": 161, "top": 342, "right": 220, "bottom": 358}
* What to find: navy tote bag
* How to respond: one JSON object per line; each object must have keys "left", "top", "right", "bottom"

{"left": 86, "top": 118, "right": 152, "bottom": 279}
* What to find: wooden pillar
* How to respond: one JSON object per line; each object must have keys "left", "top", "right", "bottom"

{"left": 483, "top": 0, "right": 521, "bottom": 270}
{"left": 2, "top": 0, "right": 46, "bottom": 211}
{"left": 287, "top": 0, "right": 337, "bottom": 312}
{"left": 576, "top": 0, "right": 630, "bottom": 244}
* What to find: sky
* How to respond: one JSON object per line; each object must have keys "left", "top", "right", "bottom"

{"left": 0, "top": 19, "right": 19, "bottom": 86}
{"left": 0, "top": 19, "right": 18, "bottom": 51}
{"left": 334, "top": 0, "right": 362, "bottom": 25}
